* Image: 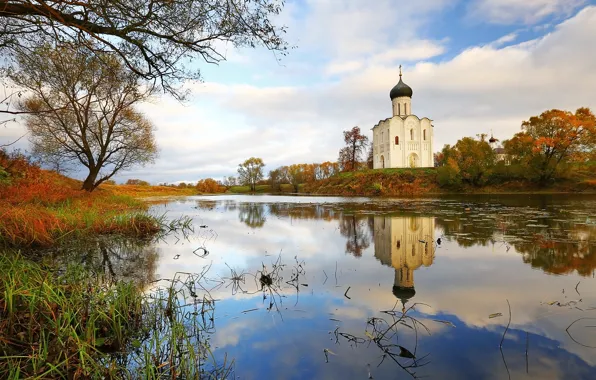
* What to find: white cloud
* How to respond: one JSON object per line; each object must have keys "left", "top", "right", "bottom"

{"left": 4, "top": 2, "right": 596, "bottom": 185}
{"left": 467, "top": 0, "right": 586, "bottom": 24}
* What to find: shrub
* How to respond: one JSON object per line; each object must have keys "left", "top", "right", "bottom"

{"left": 126, "top": 179, "right": 150, "bottom": 186}
{"left": 196, "top": 178, "right": 225, "bottom": 193}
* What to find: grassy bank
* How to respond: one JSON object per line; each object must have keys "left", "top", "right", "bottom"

{"left": 0, "top": 254, "right": 227, "bottom": 379}
{"left": 227, "top": 184, "right": 298, "bottom": 194}
{"left": 302, "top": 168, "right": 596, "bottom": 196}
{"left": 0, "top": 151, "right": 194, "bottom": 248}
{"left": 303, "top": 168, "right": 439, "bottom": 196}
{"left": 101, "top": 183, "right": 197, "bottom": 198}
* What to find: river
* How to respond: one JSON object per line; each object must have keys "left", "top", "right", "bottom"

{"left": 67, "top": 194, "right": 596, "bottom": 379}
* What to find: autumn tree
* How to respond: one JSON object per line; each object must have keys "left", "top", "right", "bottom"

{"left": 503, "top": 108, "right": 596, "bottom": 183}
{"left": 12, "top": 44, "right": 157, "bottom": 191}
{"left": 0, "top": 0, "right": 288, "bottom": 101}
{"left": 268, "top": 168, "right": 284, "bottom": 192}
{"left": 286, "top": 164, "right": 306, "bottom": 192}
{"left": 126, "top": 179, "right": 150, "bottom": 186}
{"left": 315, "top": 161, "right": 339, "bottom": 180}
{"left": 196, "top": 178, "right": 223, "bottom": 193}
{"left": 436, "top": 137, "right": 495, "bottom": 186}
{"left": 338, "top": 126, "right": 369, "bottom": 172}
{"left": 237, "top": 157, "right": 265, "bottom": 192}
{"left": 366, "top": 146, "right": 374, "bottom": 169}
{"left": 222, "top": 176, "right": 237, "bottom": 188}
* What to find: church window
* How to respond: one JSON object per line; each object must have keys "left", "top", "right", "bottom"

{"left": 410, "top": 129, "right": 414, "bottom": 140}
{"left": 423, "top": 130, "right": 426, "bottom": 141}
{"left": 395, "top": 136, "right": 399, "bottom": 145}
{"left": 398, "top": 103, "right": 401, "bottom": 115}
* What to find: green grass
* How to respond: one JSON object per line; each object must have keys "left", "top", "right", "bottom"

{"left": 0, "top": 253, "right": 230, "bottom": 379}
{"left": 227, "top": 184, "right": 272, "bottom": 193}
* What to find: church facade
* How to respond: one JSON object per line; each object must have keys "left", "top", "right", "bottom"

{"left": 372, "top": 69, "right": 434, "bottom": 168}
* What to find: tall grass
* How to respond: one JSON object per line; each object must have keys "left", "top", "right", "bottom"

{"left": 0, "top": 150, "right": 193, "bottom": 247}
{"left": 0, "top": 254, "right": 231, "bottom": 379}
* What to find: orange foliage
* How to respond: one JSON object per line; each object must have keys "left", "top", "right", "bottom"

{"left": 0, "top": 150, "right": 158, "bottom": 247}
{"left": 196, "top": 178, "right": 225, "bottom": 193}
{"left": 304, "top": 169, "right": 437, "bottom": 196}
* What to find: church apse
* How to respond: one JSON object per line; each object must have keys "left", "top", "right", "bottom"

{"left": 373, "top": 215, "right": 435, "bottom": 307}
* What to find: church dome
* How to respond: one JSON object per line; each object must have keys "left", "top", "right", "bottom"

{"left": 390, "top": 77, "right": 413, "bottom": 100}
{"left": 392, "top": 285, "right": 416, "bottom": 301}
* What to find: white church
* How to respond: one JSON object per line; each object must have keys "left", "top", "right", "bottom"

{"left": 372, "top": 67, "right": 434, "bottom": 168}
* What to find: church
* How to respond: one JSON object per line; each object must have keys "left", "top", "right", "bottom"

{"left": 372, "top": 67, "right": 434, "bottom": 168}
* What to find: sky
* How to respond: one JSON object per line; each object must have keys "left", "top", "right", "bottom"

{"left": 1, "top": 0, "right": 596, "bottom": 184}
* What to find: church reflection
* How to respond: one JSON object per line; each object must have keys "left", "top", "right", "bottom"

{"left": 373, "top": 215, "right": 435, "bottom": 308}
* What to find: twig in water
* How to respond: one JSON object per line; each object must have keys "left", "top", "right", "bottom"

{"left": 500, "top": 299, "right": 511, "bottom": 348}
{"left": 566, "top": 318, "right": 596, "bottom": 348}
{"left": 575, "top": 281, "right": 581, "bottom": 296}
{"left": 344, "top": 286, "right": 351, "bottom": 300}
{"left": 525, "top": 332, "right": 529, "bottom": 374}
{"left": 323, "top": 270, "right": 328, "bottom": 285}
{"left": 335, "top": 261, "right": 338, "bottom": 285}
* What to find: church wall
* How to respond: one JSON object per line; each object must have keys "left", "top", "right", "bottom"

{"left": 373, "top": 116, "right": 434, "bottom": 169}
{"left": 373, "top": 216, "right": 436, "bottom": 289}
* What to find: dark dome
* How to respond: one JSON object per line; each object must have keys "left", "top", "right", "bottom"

{"left": 392, "top": 285, "right": 416, "bottom": 301}
{"left": 389, "top": 77, "right": 413, "bottom": 99}
{"left": 489, "top": 136, "right": 498, "bottom": 143}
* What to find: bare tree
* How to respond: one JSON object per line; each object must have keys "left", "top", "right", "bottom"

{"left": 0, "top": 0, "right": 289, "bottom": 99}
{"left": 11, "top": 44, "right": 158, "bottom": 191}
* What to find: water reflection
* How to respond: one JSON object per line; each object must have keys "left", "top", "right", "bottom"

{"left": 41, "top": 237, "right": 158, "bottom": 285}
{"left": 238, "top": 202, "right": 267, "bottom": 228}
{"left": 159, "top": 195, "right": 596, "bottom": 379}
{"left": 339, "top": 215, "right": 371, "bottom": 257}
{"left": 373, "top": 215, "right": 435, "bottom": 309}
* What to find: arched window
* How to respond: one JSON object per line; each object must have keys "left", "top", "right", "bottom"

{"left": 410, "top": 129, "right": 414, "bottom": 140}
{"left": 395, "top": 136, "right": 399, "bottom": 145}
{"left": 398, "top": 103, "right": 401, "bottom": 115}
{"left": 423, "top": 129, "right": 426, "bottom": 141}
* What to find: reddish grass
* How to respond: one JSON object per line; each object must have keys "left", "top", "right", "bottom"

{"left": 0, "top": 151, "right": 162, "bottom": 247}
{"left": 303, "top": 169, "right": 438, "bottom": 197}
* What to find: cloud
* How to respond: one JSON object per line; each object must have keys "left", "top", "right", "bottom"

{"left": 4, "top": 2, "right": 596, "bottom": 185}
{"left": 467, "top": 0, "right": 586, "bottom": 25}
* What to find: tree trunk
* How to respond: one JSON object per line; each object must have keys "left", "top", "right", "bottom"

{"left": 82, "top": 167, "right": 100, "bottom": 191}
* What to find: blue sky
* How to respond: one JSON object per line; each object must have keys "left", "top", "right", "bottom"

{"left": 2, "top": 0, "right": 596, "bottom": 184}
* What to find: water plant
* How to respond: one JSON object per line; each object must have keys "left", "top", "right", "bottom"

{"left": 0, "top": 254, "right": 232, "bottom": 379}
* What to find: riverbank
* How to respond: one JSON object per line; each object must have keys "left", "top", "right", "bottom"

{"left": 227, "top": 168, "right": 596, "bottom": 197}
{"left": 0, "top": 153, "right": 194, "bottom": 248}
{"left": 0, "top": 253, "right": 223, "bottom": 378}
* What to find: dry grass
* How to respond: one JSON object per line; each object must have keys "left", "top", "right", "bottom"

{"left": 0, "top": 151, "right": 171, "bottom": 247}
{"left": 101, "top": 183, "right": 197, "bottom": 198}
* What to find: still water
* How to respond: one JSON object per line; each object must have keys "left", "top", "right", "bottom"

{"left": 88, "top": 195, "right": 596, "bottom": 379}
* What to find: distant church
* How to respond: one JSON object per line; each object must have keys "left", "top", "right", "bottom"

{"left": 372, "top": 67, "right": 434, "bottom": 168}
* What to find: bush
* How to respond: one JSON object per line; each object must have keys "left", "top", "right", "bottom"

{"left": 196, "top": 178, "right": 225, "bottom": 193}
{"left": 0, "top": 166, "right": 9, "bottom": 185}
{"left": 125, "top": 179, "right": 150, "bottom": 186}
{"left": 437, "top": 164, "right": 462, "bottom": 188}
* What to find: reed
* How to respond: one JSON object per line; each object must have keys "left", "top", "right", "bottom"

{"left": 0, "top": 254, "right": 230, "bottom": 379}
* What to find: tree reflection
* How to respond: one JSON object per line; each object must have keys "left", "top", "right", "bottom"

{"left": 339, "top": 215, "right": 371, "bottom": 257}
{"left": 48, "top": 237, "right": 158, "bottom": 286}
{"left": 435, "top": 211, "right": 596, "bottom": 277}
{"left": 238, "top": 203, "right": 267, "bottom": 229}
